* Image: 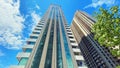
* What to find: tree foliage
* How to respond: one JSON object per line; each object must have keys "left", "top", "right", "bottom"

{"left": 91, "top": 6, "right": 120, "bottom": 57}
{"left": 116, "top": 65, "right": 120, "bottom": 68}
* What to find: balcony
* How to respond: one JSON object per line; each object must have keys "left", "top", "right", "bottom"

{"left": 16, "top": 52, "right": 30, "bottom": 61}
{"left": 9, "top": 65, "right": 24, "bottom": 68}
{"left": 22, "top": 45, "right": 33, "bottom": 52}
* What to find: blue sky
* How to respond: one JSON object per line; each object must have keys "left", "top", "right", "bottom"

{"left": 0, "top": 0, "right": 120, "bottom": 68}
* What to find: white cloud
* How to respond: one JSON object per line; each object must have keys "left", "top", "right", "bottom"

{"left": 36, "top": 5, "right": 40, "bottom": 9}
{"left": 0, "top": 50, "right": 4, "bottom": 56}
{"left": 0, "top": 0, "right": 25, "bottom": 49}
{"left": 31, "top": 11, "right": 41, "bottom": 24}
{"left": 84, "top": 0, "right": 116, "bottom": 8}
{"left": 31, "top": 11, "right": 41, "bottom": 30}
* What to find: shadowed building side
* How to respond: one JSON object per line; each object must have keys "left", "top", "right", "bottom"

{"left": 70, "top": 10, "right": 119, "bottom": 68}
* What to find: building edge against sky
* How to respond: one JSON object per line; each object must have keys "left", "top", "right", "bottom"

{"left": 10, "top": 5, "right": 87, "bottom": 68}
{"left": 70, "top": 10, "right": 119, "bottom": 68}
{"left": 10, "top": 4, "right": 120, "bottom": 68}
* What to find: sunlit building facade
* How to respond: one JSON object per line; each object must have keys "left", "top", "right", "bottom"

{"left": 70, "top": 10, "right": 118, "bottom": 68}
{"left": 10, "top": 5, "right": 87, "bottom": 68}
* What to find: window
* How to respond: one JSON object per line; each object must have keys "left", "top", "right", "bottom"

{"left": 70, "top": 40, "right": 76, "bottom": 43}
{"left": 72, "top": 46, "right": 77, "bottom": 48}
{"left": 67, "top": 33, "right": 72, "bottom": 35}
{"left": 37, "top": 25, "right": 42, "bottom": 28}
{"left": 66, "top": 27, "right": 70, "bottom": 29}
{"left": 30, "top": 36, "right": 38, "bottom": 39}
{"left": 35, "top": 28, "right": 41, "bottom": 31}
{"left": 77, "top": 60, "right": 82, "bottom": 66}
{"left": 38, "top": 23, "right": 44, "bottom": 25}
{"left": 27, "top": 41, "right": 35, "bottom": 45}
{"left": 33, "top": 32, "right": 40, "bottom": 34}
{"left": 67, "top": 30, "right": 71, "bottom": 32}
{"left": 69, "top": 36, "right": 74, "bottom": 38}
{"left": 18, "top": 58, "right": 28, "bottom": 65}
{"left": 74, "top": 52, "right": 80, "bottom": 55}
{"left": 25, "top": 48, "right": 32, "bottom": 52}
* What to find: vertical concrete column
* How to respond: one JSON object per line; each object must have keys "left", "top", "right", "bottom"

{"left": 52, "top": 6, "right": 56, "bottom": 68}
{"left": 59, "top": 7, "right": 78, "bottom": 68}
{"left": 39, "top": 6, "right": 54, "bottom": 68}
{"left": 58, "top": 7, "right": 68, "bottom": 68}
{"left": 25, "top": 6, "right": 52, "bottom": 68}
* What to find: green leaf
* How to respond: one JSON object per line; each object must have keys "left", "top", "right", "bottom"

{"left": 92, "top": 6, "right": 120, "bottom": 57}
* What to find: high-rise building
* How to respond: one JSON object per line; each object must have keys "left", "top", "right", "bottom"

{"left": 70, "top": 10, "right": 119, "bottom": 68}
{"left": 10, "top": 5, "right": 87, "bottom": 68}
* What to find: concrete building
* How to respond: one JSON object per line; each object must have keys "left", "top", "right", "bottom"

{"left": 70, "top": 10, "right": 119, "bottom": 68}
{"left": 10, "top": 5, "right": 87, "bottom": 68}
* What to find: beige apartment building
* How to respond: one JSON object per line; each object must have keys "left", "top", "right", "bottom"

{"left": 70, "top": 10, "right": 119, "bottom": 68}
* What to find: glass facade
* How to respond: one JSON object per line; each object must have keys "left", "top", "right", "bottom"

{"left": 44, "top": 8, "right": 55, "bottom": 68}
{"left": 31, "top": 7, "right": 53, "bottom": 68}
{"left": 30, "top": 36, "right": 38, "bottom": 39}
{"left": 31, "top": 20, "right": 50, "bottom": 68}
{"left": 25, "top": 48, "right": 32, "bottom": 52}
{"left": 11, "top": 5, "right": 86, "bottom": 68}
{"left": 18, "top": 58, "right": 28, "bottom": 65}
{"left": 36, "top": 25, "right": 42, "bottom": 28}
{"left": 27, "top": 41, "right": 35, "bottom": 45}
{"left": 35, "top": 28, "right": 41, "bottom": 31}
{"left": 59, "top": 9, "right": 74, "bottom": 68}
{"left": 56, "top": 8, "right": 63, "bottom": 68}
{"left": 32, "top": 32, "right": 40, "bottom": 34}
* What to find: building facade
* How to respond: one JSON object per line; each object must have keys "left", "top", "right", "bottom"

{"left": 70, "top": 10, "right": 119, "bottom": 68}
{"left": 10, "top": 5, "right": 87, "bottom": 68}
